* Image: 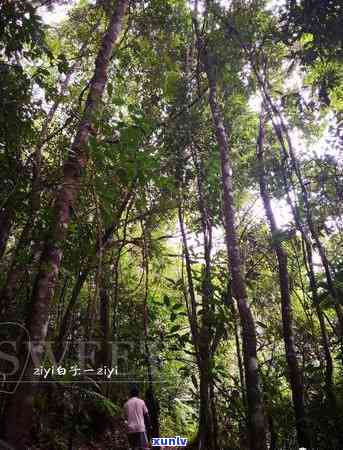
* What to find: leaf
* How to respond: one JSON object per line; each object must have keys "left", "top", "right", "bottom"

{"left": 163, "top": 295, "right": 171, "bottom": 307}
{"left": 172, "top": 302, "right": 183, "bottom": 311}
{"left": 170, "top": 324, "right": 181, "bottom": 334}
{"left": 112, "top": 96, "right": 125, "bottom": 106}
{"left": 178, "top": 332, "right": 190, "bottom": 344}
{"left": 107, "top": 82, "right": 113, "bottom": 97}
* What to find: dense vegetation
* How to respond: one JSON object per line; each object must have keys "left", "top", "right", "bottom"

{"left": 0, "top": 0, "right": 342, "bottom": 449}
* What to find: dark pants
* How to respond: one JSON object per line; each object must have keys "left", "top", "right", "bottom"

{"left": 127, "top": 431, "right": 148, "bottom": 449}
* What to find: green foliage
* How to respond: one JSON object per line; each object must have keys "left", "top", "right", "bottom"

{"left": 0, "top": 0, "right": 49, "bottom": 59}
{"left": 1, "top": 0, "right": 343, "bottom": 448}
{"left": 281, "top": 0, "right": 343, "bottom": 107}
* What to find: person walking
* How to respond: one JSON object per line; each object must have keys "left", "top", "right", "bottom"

{"left": 123, "top": 385, "right": 150, "bottom": 450}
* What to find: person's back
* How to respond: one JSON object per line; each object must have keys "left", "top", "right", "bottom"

{"left": 124, "top": 396, "right": 148, "bottom": 433}
{"left": 123, "top": 385, "right": 150, "bottom": 450}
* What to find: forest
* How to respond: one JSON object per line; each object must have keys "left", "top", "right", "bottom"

{"left": 0, "top": 0, "right": 342, "bottom": 449}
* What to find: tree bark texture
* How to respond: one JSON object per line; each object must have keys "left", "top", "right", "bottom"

{"left": 3, "top": 1, "right": 128, "bottom": 446}
{"left": 256, "top": 112, "right": 309, "bottom": 448}
{"left": 201, "top": 42, "right": 267, "bottom": 450}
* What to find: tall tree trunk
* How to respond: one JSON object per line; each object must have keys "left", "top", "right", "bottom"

{"left": 301, "top": 238, "right": 342, "bottom": 444}
{"left": 230, "top": 295, "right": 247, "bottom": 413}
{"left": 225, "top": 19, "right": 343, "bottom": 396}
{"left": 178, "top": 205, "right": 200, "bottom": 358}
{"left": 0, "top": 38, "right": 93, "bottom": 322}
{"left": 56, "top": 191, "right": 134, "bottom": 360}
{"left": 262, "top": 93, "right": 343, "bottom": 335}
{"left": 199, "top": 39, "right": 267, "bottom": 449}
{"left": 232, "top": 34, "right": 343, "bottom": 335}
{"left": 268, "top": 411, "right": 277, "bottom": 450}
{"left": 257, "top": 98, "right": 341, "bottom": 444}
{"left": 256, "top": 112, "right": 309, "bottom": 447}
{"left": 99, "top": 285, "right": 110, "bottom": 366}
{"left": 141, "top": 222, "right": 161, "bottom": 447}
{"left": 198, "top": 359, "right": 215, "bottom": 450}
{"left": 209, "top": 379, "right": 219, "bottom": 450}
{"left": 3, "top": 2, "right": 128, "bottom": 446}
{"left": 258, "top": 87, "right": 342, "bottom": 442}
{"left": 142, "top": 220, "right": 152, "bottom": 384}
{"left": 178, "top": 201, "right": 215, "bottom": 450}
{"left": 55, "top": 266, "right": 90, "bottom": 362}
{"left": 190, "top": 143, "right": 217, "bottom": 450}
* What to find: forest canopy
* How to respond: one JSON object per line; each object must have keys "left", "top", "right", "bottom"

{"left": 0, "top": 0, "right": 342, "bottom": 449}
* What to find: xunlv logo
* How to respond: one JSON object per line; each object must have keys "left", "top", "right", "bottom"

{"left": 152, "top": 436, "right": 188, "bottom": 446}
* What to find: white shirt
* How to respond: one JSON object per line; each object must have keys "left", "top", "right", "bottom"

{"left": 124, "top": 397, "right": 148, "bottom": 433}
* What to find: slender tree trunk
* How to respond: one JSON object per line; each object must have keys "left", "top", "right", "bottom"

{"left": 3, "top": 2, "right": 128, "bottom": 446}
{"left": 233, "top": 35, "right": 343, "bottom": 335}
{"left": 56, "top": 276, "right": 69, "bottom": 329}
{"left": 141, "top": 222, "right": 161, "bottom": 447}
{"left": 145, "top": 386, "right": 160, "bottom": 449}
{"left": 142, "top": 220, "right": 153, "bottom": 384}
{"left": 247, "top": 60, "right": 343, "bottom": 335}
{"left": 0, "top": 37, "right": 93, "bottom": 321}
{"left": 190, "top": 144, "right": 216, "bottom": 450}
{"left": 263, "top": 94, "right": 343, "bottom": 335}
{"left": 256, "top": 112, "right": 309, "bottom": 447}
{"left": 99, "top": 285, "right": 110, "bottom": 366}
{"left": 257, "top": 91, "right": 342, "bottom": 347}
{"left": 198, "top": 359, "right": 215, "bottom": 450}
{"left": 231, "top": 299, "right": 247, "bottom": 411}
{"left": 258, "top": 97, "right": 341, "bottom": 444}
{"left": 209, "top": 380, "right": 219, "bottom": 450}
{"left": 268, "top": 411, "right": 277, "bottom": 450}
{"left": 178, "top": 203, "right": 216, "bottom": 449}
{"left": 198, "top": 266, "right": 215, "bottom": 450}
{"left": 55, "top": 195, "right": 134, "bottom": 362}
{"left": 178, "top": 205, "right": 199, "bottom": 357}
{"left": 301, "top": 238, "right": 342, "bottom": 438}
{"left": 227, "top": 21, "right": 343, "bottom": 387}
{"left": 55, "top": 267, "right": 90, "bottom": 362}
{"left": 0, "top": 38, "right": 93, "bottom": 321}
{"left": 199, "top": 40, "right": 267, "bottom": 449}
{"left": 112, "top": 193, "right": 135, "bottom": 338}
